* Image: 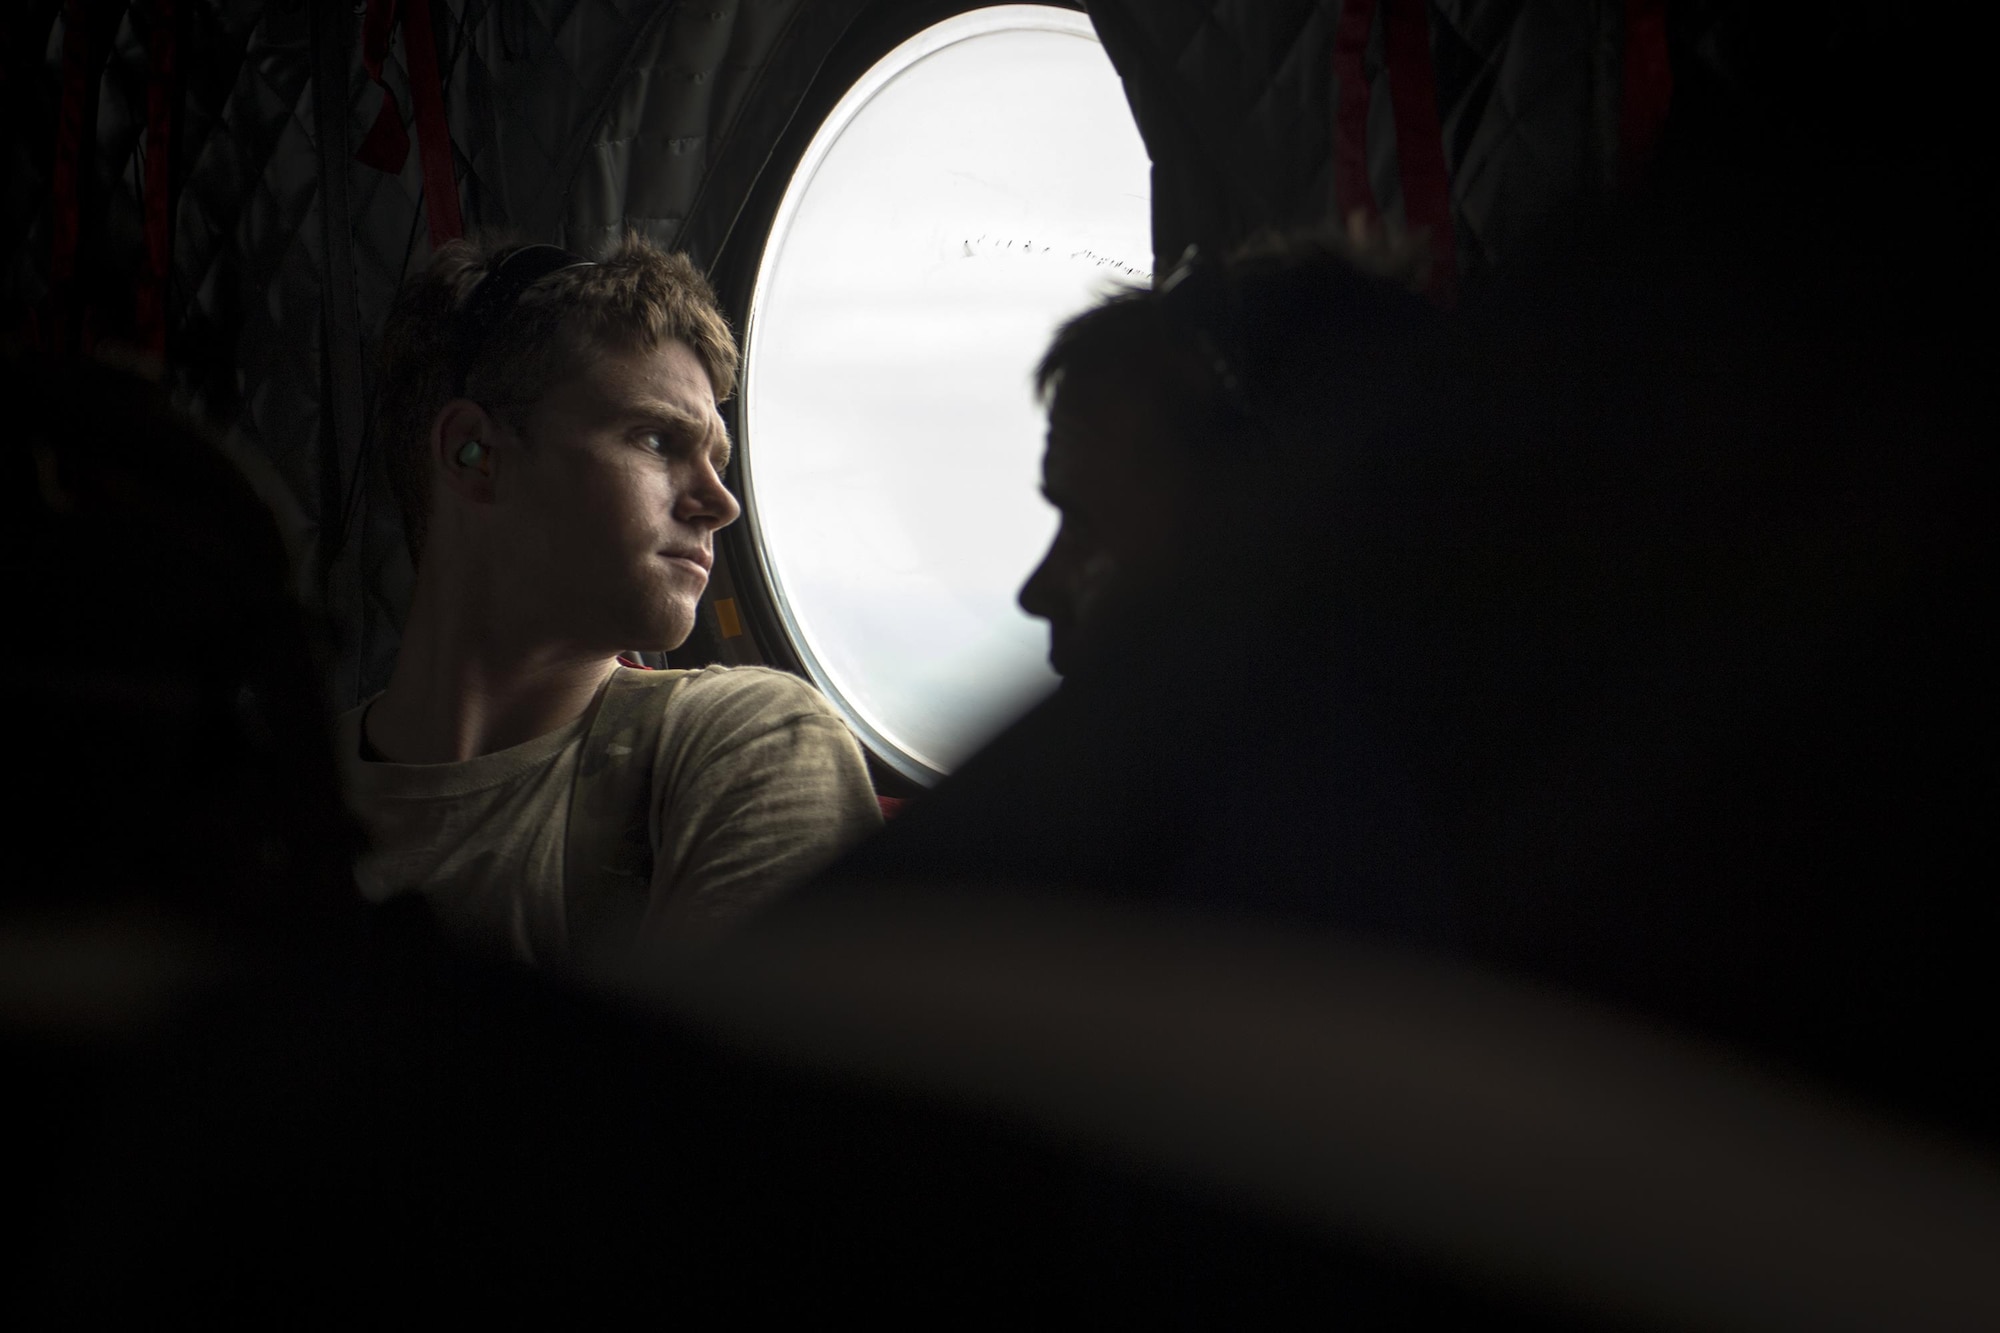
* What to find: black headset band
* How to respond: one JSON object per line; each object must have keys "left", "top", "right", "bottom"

{"left": 450, "top": 244, "right": 595, "bottom": 398}
{"left": 1156, "top": 243, "right": 1267, "bottom": 434}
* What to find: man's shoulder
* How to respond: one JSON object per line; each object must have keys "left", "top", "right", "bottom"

{"left": 625, "top": 665, "right": 868, "bottom": 795}
{"left": 630, "top": 664, "right": 845, "bottom": 730}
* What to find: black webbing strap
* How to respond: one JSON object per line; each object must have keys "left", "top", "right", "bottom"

{"left": 449, "top": 244, "right": 594, "bottom": 397}
{"left": 309, "top": 0, "right": 368, "bottom": 706}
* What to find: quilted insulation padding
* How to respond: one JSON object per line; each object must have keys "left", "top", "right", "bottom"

{"left": 1085, "top": 0, "right": 1630, "bottom": 278}
{"left": 1428, "top": 0, "right": 1628, "bottom": 275}
{"left": 4, "top": 0, "right": 337, "bottom": 611}
{"left": 1085, "top": 1, "right": 1343, "bottom": 269}
{"left": 9, "top": 0, "right": 1672, "bottom": 714}
{"left": 9, "top": 0, "right": 858, "bottom": 710}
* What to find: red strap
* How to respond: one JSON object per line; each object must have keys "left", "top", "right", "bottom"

{"left": 1330, "top": 0, "right": 1378, "bottom": 226}
{"left": 352, "top": 0, "right": 462, "bottom": 244}
{"left": 1382, "top": 0, "right": 1456, "bottom": 298}
{"left": 1619, "top": 0, "right": 1673, "bottom": 185}
{"left": 47, "top": 0, "right": 98, "bottom": 354}
{"left": 355, "top": 0, "right": 410, "bottom": 174}
{"left": 401, "top": 0, "right": 463, "bottom": 247}
{"left": 135, "top": 0, "right": 179, "bottom": 355}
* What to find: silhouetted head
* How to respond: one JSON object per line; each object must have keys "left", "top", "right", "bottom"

{"left": 4, "top": 354, "right": 360, "bottom": 932}
{"left": 1018, "top": 228, "right": 1437, "bottom": 675}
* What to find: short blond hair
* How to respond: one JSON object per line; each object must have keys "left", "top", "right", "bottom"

{"left": 375, "top": 233, "right": 739, "bottom": 559}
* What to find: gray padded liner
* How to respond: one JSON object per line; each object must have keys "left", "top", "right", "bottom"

{"left": 7, "top": 0, "right": 1647, "bottom": 710}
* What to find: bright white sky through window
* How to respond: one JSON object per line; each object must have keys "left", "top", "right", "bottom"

{"left": 742, "top": 6, "right": 1152, "bottom": 782}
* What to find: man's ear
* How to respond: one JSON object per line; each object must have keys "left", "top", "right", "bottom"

{"left": 431, "top": 398, "right": 499, "bottom": 505}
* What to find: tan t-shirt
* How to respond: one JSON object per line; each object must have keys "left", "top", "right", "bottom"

{"left": 335, "top": 666, "right": 881, "bottom": 964}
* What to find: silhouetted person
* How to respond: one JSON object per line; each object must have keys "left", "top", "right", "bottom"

{"left": 819, "top": 55, "right": 1994, "bottom": 1143}
{"left": 828, "top": 229, "right": 1455, "bottom": 937}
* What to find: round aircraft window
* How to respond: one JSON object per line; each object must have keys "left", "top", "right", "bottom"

{"left": 741, "top": 4, "right": 1152, "bottom": 785}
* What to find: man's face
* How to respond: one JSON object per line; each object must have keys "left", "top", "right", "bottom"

{"left": 487, "top": 337, "right": 739, "bottom": 655}
{"left": 1018, "top": 378, "right": 1196, "bottom": 676}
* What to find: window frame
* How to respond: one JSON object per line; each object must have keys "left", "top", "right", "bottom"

{"left": 702, "top": 0, "right": 1115, "bottom": 792}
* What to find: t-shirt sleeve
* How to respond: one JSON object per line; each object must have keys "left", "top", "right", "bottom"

{"left": 645, "top": 668, "right": 883, "bottom": 942}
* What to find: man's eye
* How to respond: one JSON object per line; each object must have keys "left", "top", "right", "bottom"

{"left": 641, "top": 432, "right": 669, "bottom": 454}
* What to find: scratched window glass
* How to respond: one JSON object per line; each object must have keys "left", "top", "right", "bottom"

{"left": 741, "top": 5, "right": 1152, "bottom": 782}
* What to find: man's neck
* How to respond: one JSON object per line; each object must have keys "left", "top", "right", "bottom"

{"left": 362, "top": 563, "right": 619, "bottom": 765}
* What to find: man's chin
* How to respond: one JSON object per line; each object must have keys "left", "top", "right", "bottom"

{"left": 621, "top": 610, "right": 696, "bottom": 657}
{"left": 1046, "top": 627, "right": 1074, "bottom": 679}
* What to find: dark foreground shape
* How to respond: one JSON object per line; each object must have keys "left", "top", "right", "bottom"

{"left": 4, "top": 899, "right": 1565, "bottom": 1324}
{"left": 13, "top": 889, "right": 1999, "bottom": 1327}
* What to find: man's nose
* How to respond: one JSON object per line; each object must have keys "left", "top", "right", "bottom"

{"left": 681, "top": 465, "right": 742, "bottom": 529}
{"left": 1018, "top": 550, "right": 1057, "bottom": 620}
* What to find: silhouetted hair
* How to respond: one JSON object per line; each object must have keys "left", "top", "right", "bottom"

{"left": 1033, "top": 225, "right": 1436, "bottom": 474}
